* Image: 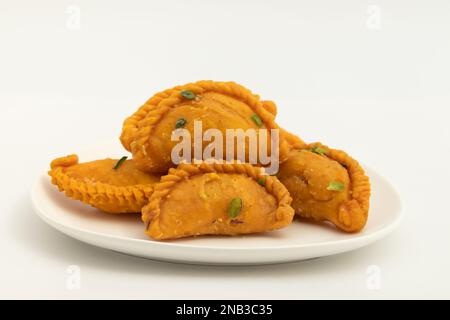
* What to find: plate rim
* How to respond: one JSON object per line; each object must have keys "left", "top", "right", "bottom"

{"left": 31, "top": 168, "right": 403, "bottom": 253}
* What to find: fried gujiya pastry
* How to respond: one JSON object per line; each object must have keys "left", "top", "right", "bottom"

{"left": 120, "top": 80, "right": 306, "bottom": 173}
{"left": 142, "top": 162, "right": 294, "bottom": 240}
{"left": 120, "top": 81, "right": 283, "bottom": 152}
{"left": 277, "top": 143, "right": 371, "bottom": 232}
{"left": 49, "top": 155, "right": 161, "bottom": 213}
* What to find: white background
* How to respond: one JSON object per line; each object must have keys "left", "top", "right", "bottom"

{"left": 1, "top": 0, "right": 449, "bottom": 299}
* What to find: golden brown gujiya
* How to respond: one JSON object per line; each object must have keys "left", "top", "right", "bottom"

{"left": 120, "top": 80, "right": 306, "bottom": 173}
{"left": 142, "top": 162, "right": 294, "bottom": 240}
{"left": 120, "top": 81, "right": 283, "bottom": 152}
{"left": 49, "top": 155, "right": 161, "bottom": 213}
{"left": 277, "top": 143, "right": 371, "bottom": 232}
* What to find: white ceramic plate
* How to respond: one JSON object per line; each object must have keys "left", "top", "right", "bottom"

{"left": 31, "top": 144, "right": 402, "bottom": 265}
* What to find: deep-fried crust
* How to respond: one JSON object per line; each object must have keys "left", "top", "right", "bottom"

{"left": 121, "top": 86, "right": 182, "bottom": 151}
{"left": 120, "top": 80, "right": 306, "bottom": 173}
{"left": 278, "top": 143, "right": 371, "bottom": 232}
{"left": 48, "top": 155, "right": 160, "bottom": 213}
{"left": 121, "top": 93, "right": 279, "bottom": 152}
{"left": 311, "top": 143, "right": 371, "bottom": 232}
{"left": 281, "top": 128, "right": 307, "bottom": 151}
{"left": 142, "top": 161, "right": 294, "bottom": 240}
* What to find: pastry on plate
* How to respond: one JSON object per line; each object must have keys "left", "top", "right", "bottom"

{"left": 120, "top": 80, "right": 306, "bottom": 173}
{"left": 49, "top": 155, "right": 161, "bottom": 213}
{"left": 142, "top": 162, "right": 294, "bottom": 240}
{"left": 277, "top": 143, "right": 371, "bottom": 232}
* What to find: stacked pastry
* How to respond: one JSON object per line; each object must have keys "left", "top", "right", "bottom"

{"left": 49, "top": 81, "right": 371, "bottom": 240}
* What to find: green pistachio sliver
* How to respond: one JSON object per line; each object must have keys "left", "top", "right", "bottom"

{"left": 180, "top": 90, "right": 196, "bottom": 100}
{"left": 310, "top": 146, "right": 327, "bottom": 156}
{"left": 258, "top": 178, "right": 266, "bottom": 186}
{"left": 175, "top": 118, "right": 187, "bottom": 129}
{"left": 113, "top": 156, "right": 128, "bottom": 170}
{"left": 228, "top": 197, "right": 243, "bottom": 218}
{"left": 251, "top": 113, "right": 263, "bottom": 127}
{"left": 327, "top": 181, "right": 345, "bottom": 192}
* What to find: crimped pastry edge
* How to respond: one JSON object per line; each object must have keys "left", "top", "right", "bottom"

{"left": 122, "top": 81, "right": 305, "bottom": 171}
{"left": 142, "top": 161, "right": 294, "bottom": 237}
{"left": 305, "top": 143, "right": 371, "bottom": 232}
{"left": 48, "top": 155, "right": 156, "bottom": 214}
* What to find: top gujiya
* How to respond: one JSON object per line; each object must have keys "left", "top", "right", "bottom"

{"left": 120, "top": 80, "right": 305, "bottom": 173}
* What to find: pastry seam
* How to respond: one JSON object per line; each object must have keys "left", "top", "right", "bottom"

{"left": 48, "top": 155, "right": 155, "bottom": 213}
{"left": 306, "top": 143, "right": 371, "bottom": 231}
{"left": 123, "top": 81, "right": 302, "bottom": 165}
{"left": 120, "top": 85, "right": 184, "bottom": 151}
{"left": 142, "top": 162, "right": 293, "bottom": 230}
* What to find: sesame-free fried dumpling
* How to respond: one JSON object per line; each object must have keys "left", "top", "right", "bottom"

{"left": 48, "top": 155, "right": 161, "bottom": 213}
{"left": 120, "top": 80, "right": 306, "bottom": 173}
{"left": 277, "top": 144, "right": 371, "bottom": 232}
{"left": 119, "top": 81, "right": 280, "bottom": 151}
{"left": 142, "top": 162, "right": 294, "bottom": 240}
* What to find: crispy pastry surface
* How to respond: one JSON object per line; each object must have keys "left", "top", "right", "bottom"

{"left": 120, "top": 80, "right": 306, "bottom": 173}
{"left": 49, "top": 155, "right": 161, "bottom": 213}
{"left": 142, "top": 162, "right": 294, "bottom": 240}
{"left": 277, "top": 143, "right": 371, "bottom": 232}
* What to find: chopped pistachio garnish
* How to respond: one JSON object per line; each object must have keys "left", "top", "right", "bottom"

{"left": 113, "top": 156, "right": 128, "bottom": 170}
{"left": 175, "top": 118, "right": 187, "bottom": 129}
{"left": 327, "top": 181, "right": 345, "bottom": 192}
{"left": 251, "top": 113, "right": 263, "bottom": 127}
{"left": 310, "top": 145, "right": 327, "bottom": 156}
{"left": 227, "top": 197, "right": 243, "bottom": 218}
{"left": 180, "top": 90, "right": 196, "bottom": 100}
{"left": 258, "top": 178, "right": 266, "bottom": 186}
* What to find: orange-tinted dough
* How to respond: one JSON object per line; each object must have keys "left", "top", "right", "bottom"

{"left": 277, "top": 144, "right": 371, "bottom": 232}
{"left": 49, "top": 155, "right": 161, "bottom": 213}
{"left": 142, "top": 162, "right": 294, "bottom": 240}
{"left": 120, "top": 80, "right": 306, "bottom": 173}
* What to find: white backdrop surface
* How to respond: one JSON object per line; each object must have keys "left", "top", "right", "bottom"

{"left": 0, "top": 0, "right": 449, "bottom": 299}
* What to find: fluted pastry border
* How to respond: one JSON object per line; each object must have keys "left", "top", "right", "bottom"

{"left": 121, "top": 81, "right": 306, "bottom": 167}
{"left": 305, "top": 143, "right": 371, "bottom": 232}
{"left": 48, "top": 155, "right": 156, "bottom": 214}
{"left": 142, "top": 161, "right": 294, "bottom": 233}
